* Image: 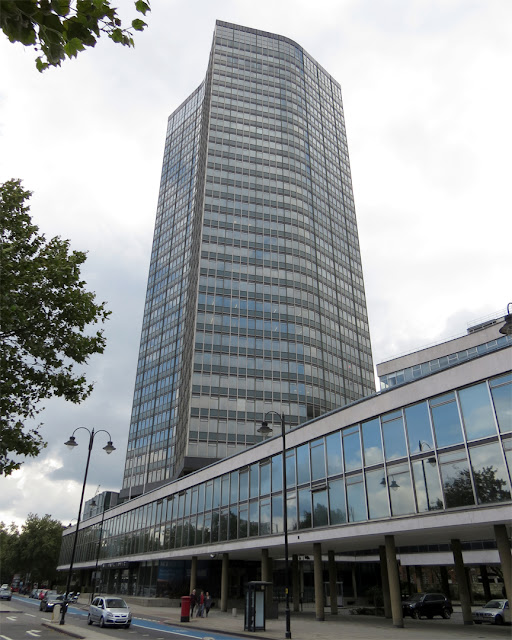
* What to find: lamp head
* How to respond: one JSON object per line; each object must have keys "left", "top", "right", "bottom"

{"left": 64, "top": 435, "right": 78, "bottom": 450}
{"left": 103, "top": 441, "right": 116, "bottom": 455}
{"left": 258, "top": 421, "right": 273, "bottom": 436}
{"left": 390, "top": 479, "right": 400, "bottom": 491}
{"left": 499, "top": 305, "right": 512, "bottom": 336}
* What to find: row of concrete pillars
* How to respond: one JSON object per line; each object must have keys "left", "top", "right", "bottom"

{"left": 189, "top": 524, "right": 511, "bottom": 627}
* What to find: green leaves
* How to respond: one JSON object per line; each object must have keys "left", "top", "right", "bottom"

{"left": 0, "top": 515, "right": 64, "bottom": 586}
{"left": 0, "top": 179, "right": 111, "bottom": 475}
{"left": 0, "top": 0, "right": 151, "bottom": 71}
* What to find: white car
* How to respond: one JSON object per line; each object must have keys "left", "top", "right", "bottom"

{"left": 473, "top": 599, "right": 510, "bottom": 625}
{"left": 88, "top": 596, "right": 132, "bottom": 628}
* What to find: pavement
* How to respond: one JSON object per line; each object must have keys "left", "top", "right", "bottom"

{"left": 1, "top": 595, "right": 511, "bottom": 640}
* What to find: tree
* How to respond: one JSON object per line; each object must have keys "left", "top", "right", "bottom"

{"left": 0, "top": 0, "right": 150, "bottom": 72}
{"left": 18, "top": 514, "right": 65, "bottom": 586}
{"left": 0, "top": 179, "right": 110, "bottom": 475}
{"left": 0, "top": 522, "right": 21, "bottom": 585}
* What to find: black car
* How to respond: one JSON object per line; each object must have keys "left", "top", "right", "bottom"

{"left": 402, "top": 592, "right": 453, "bottom": 619}
{"left": 39, "top": 593, "right": 65, "bottom": 612}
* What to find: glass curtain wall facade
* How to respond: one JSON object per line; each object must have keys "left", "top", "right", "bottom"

{"left": 62, "top": 370, "right": 512, "bottom": 571}
{"left": 122, "top": 21, "right": 374, "bottom": 499}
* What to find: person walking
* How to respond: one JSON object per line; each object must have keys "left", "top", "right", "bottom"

{"left": 189, "top": 589, "right": 197, "bottom": 617}
{"left": 197, "top": 590, "right": 205, "bottom": 617}
{"left": 204, "top": 591, "right": 212, "bottom": 617}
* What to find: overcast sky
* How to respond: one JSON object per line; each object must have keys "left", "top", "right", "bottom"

{"left": 0, "top": 0, "right": 510, "bottom": 529}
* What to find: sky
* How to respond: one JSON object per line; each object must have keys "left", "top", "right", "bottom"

{"left": 0, "top": 0, "right": 510, "bottom": 529}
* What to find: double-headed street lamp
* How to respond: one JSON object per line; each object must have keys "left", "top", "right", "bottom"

{"left": 59, "top": 427, "right": 115, "bottom": 626}
{"left": 258, "top": 411, "right": 291, "bottom": 640}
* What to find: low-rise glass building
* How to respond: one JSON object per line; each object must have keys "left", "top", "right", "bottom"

{"left": 59, "top": 317, "right": 511, "bottom": 622}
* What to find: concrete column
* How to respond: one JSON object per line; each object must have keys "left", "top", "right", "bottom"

{"left": 479, "top": 565, "right": 492, "bottom": 601}
{"left": 261, "top": 548, "right": 269, "bottom": 581}
{"left": 190, "top": 555, "right": 197, "bottom": 593}
{"left": 351, "top": 565, "right": 358, "bottom": 601}
{"left": 414, "top": 565, "right": 423, "bottom": 592}
{"left": 451, "top": 539, "right": 473, "bottom": 624}
{"left": 221, "top": 553, "right": 229, "bottom": 612}
{"left": 379, "top": 545, "right": 392, "bottom": 618}
{"left": 494, "top": 524, "right": 512, "bottom": 600}
{"left": 313, "top": 543, "right": 324, "bottom": 621}
{"left": 385, "top": 535, "right": 403, "bottom": 628}
{"left": 292, "top": 554, "right": 300, "bottom": 612}
{"left": 440, "top": 565, "right": 450, "bottom": 598}
{"left": 328, "top": 550, "right": 338, "bottom": 615}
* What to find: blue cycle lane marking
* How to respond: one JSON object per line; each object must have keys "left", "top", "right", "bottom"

{"left": 14, "top": 595, "right": 244, "bottom": 640}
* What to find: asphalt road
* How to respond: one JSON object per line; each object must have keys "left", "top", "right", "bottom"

{"left": 3, "top": 596, "right": 245, "bottom": 640}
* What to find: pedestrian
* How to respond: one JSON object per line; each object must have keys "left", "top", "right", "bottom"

{"left": 197, "top": 590, "right": 205, "bottom": 617}
{"left": 189, "top": 588, "right": 197, "bottom": 617}
{"left": 204, "top": 591, "right": 212, "bottom": 617}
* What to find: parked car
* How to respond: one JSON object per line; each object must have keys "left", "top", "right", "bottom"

{"left": 0, "top": 587, "right": 12, "bottom": 601}
{"left": 402, "top": 592, "right": 453, "bottom": 619}
{"left": 88, "top": 596, "right": 132, "bottom": 628}
{"left": 39, "top": 593, "right": 65, "bottom": 612}
{"left": 474, "top": 599, "right": 510, "bottom": 625}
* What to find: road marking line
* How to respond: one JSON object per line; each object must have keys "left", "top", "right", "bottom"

{"left": 27, "top": 632, "right": 41, "bottom": 637}
{"left": 25, "top": 613, "right": 36, "bottom": 617}
{"left": 0, "top": 635, "right": 14, "bottom": 640}
{"left": 5, "top": 617, "right": 17, "bottom": 621}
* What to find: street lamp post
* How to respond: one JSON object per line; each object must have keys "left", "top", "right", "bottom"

{"left": 90, "top": 495, "right": 107, "bottom": 603}
{"left": 258, "top": 411, "right": 291, "bottom": 640}
{"left": 59, "top": 427, "right": 115, "bottom": 625}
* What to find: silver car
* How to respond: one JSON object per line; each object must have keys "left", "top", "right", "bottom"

{"left": 88, "top": 596, "right": 132, "bottom": 628}
{"left": 473, "top": 599, "right": 510, "bottom": 625}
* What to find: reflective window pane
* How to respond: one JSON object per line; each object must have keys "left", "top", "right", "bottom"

{"left": 412, "top": 458, "right": 443, "bottom": 511}
{"left": 286, "top": 451, "right": 296, "bottom": 488}
{"left": 405, "top": 402, "right": 434, "bottom": 454}
{"left": 287, "top": 493, "right": 297, "bottom": 531}
{"left": 260, "top": 498, "right": 271, "bottom": 535}
{"left": 326, "top": 432, "right": 343, "bottom": 476}
{"left": 439, "top": 450, "right": 474, "bottom": 507}
{"left": 468, "top": 442, "right": 511, "bottom": 504}
{"left": 260, "top": 462, "right": 271, "bottom": 495}
{"left": 238, "top": 506, "right": 248, "bottom": 538}
{"left": 296, "top": 444, "right": 311, "bottom": 485}
{"left": 346, "top": 474, "right": 366, "bottom": 522}
{"left": 311, "top": 439, "right": 326, "bottom": 481}
{"left": 272, "top": 454, "right": 283, "bottom": 492}
{"left": 490, "top": 375, "right": 512, "bottom": 433}
{"left": 312, "top": 489, "right": 328, "bottom": 527}
{"left": 239, "top": 469, "right": 248, "bottom": 502}
{"left": 381, "top": 413, "right": 407, "bottom": 461}
{"left": 229, "top": 507, "right": 237, "bottom": 539}
{"left": 365, "top": 468, "right": 389, "bottom": 519}
{"left": 249, "top": 464, "right": 259, "bottom": 499}
{"left": 298, "top": 487, "right": 312, "bottom": 529}
{"left": 230, "top": 471, "right": 238, "bottom": 504}
{"left": 221, "top": 475, "right": 230, "bottom": 506}
{"left": 386, "top": 463, "right": 415, "bottom": 516}
{"left": 430, "top": 394, "right": 464, "bottom": 447}
{"left": 272, "top": 494, "right": 283, "bottom": 533}
{"left": 343, "top": 426, "right": 362, "bottom": 472}
{"left": 459, "top": 383, "right": 497, "bottom": 440}
{"left": 328, "top": 478, "right": 347, "bottom": 524}
{"left": 249, "top": 501, "right": 258, "bottom": 536}
{"left": 362, "top": 418, "right": 383, "bottom": 466}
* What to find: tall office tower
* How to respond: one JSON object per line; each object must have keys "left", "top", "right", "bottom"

{"left": 121, "top": 21, "right": 375, "bottom": 500}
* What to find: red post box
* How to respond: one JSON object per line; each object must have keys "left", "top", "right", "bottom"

{"left": 181, "top": 595, "right": 191, "bottom": 622}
